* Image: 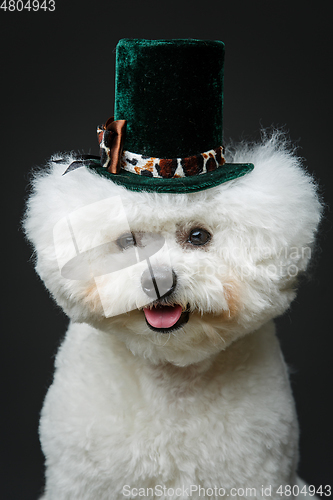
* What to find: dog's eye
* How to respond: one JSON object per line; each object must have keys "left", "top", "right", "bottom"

{"left": 116, "top": 232, "right": 136, "bottom": 250}
{"left": 188, "top": 228, "right": 211, "bottom": 246}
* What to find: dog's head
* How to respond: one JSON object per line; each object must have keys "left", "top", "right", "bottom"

{"left": 24, "top": 133, "right": 322, "bottom": 365}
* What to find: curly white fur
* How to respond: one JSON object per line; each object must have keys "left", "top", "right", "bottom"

{"left": 24, "top": 133, "right": 322, "bottom": 499}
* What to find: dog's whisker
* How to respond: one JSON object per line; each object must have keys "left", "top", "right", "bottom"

{"left": 213, "top": 329, "right": 226, "bottom": 345}
{"left": 161, "top": 333, "right": 171, "bottom": 347}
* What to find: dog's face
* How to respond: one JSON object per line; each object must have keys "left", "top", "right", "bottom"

{"left": 83, "top": 194, "right": 243, "bottom": 366}
{"left": 24, "top": 136, "right": 322, "bottom": 366}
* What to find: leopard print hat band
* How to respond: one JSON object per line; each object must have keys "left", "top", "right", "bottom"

{"left": 120, "top": 147, "right": 225, "bottom": 179}
{"left": 97, "top": 119, "right": 225, "bottom": 179}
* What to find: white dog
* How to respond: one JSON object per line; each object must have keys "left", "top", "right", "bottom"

{"left": 24, "top": 133, "right": 322, "bottom": 499}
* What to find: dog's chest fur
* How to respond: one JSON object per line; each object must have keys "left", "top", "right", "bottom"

{"left": 40, "top": 320, "right": 298, "bottom": 499}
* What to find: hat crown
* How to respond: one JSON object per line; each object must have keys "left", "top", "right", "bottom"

{"left": 114, "top": 39, "right": 225, "bottom": 158}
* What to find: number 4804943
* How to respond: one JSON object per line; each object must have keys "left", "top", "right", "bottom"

{"left": 0, "top": 0, "right": 55, "bottom": 11}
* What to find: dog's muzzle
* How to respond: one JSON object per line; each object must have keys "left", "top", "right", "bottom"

{"left": 141, "top": 266, "right": 189, "bottom": 333}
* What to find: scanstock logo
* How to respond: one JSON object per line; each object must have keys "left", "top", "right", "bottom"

{"left": 53, "top": 196, "right": 173, "bottom": 317}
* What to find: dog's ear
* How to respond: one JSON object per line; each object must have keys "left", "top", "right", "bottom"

{"left": 23, "top": 156, "right": 122, "bottom": 321}
{"left": 221, "top": 131, "right": 323, "bottom": 280}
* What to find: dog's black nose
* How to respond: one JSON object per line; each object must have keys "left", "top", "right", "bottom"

{"left": 141, "top": 265, "right": 177, "bottom": 299}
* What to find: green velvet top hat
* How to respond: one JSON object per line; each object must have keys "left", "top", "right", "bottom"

{"left": 92, "top": 39, "right": 254, "bottom": 193}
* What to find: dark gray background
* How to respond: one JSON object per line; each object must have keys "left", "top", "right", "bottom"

{"left": 1, "top": 1, "right": 332, "bottom": 499}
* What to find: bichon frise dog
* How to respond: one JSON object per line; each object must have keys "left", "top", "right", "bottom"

{"left": 24, "top": 132, "right": 322, "bottom": 499}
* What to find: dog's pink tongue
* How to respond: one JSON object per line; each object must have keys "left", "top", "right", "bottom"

{"left": 144, "top": 305, "right": 182, "bottom": 329}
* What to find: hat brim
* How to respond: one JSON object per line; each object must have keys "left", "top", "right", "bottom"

{"left": 88, "top": 162, "right": 254, "bottom": 193}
